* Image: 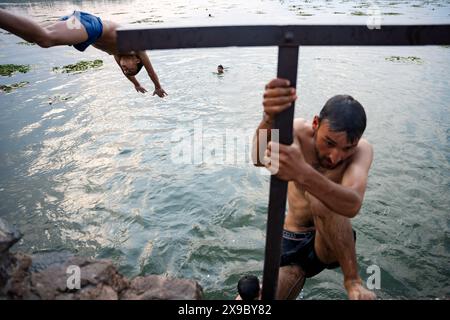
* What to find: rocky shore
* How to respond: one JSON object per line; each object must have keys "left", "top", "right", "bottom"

{"left": 0, "top": 218, "right": 203, "bottom": 300}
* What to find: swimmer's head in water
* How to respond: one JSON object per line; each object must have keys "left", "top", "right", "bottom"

{"left": 237, "top": 275, "right": 260, "bottom": 300}
{"left": 312, "top": 95, "right": 366, "bottom": 170}
{"left": 119, "top": 54, "right": 143, "bottom": 76}
{"left": 217, "top": 65, "right": 224, "bottom": 74}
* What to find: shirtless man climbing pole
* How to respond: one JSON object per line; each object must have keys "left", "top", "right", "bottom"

{"left": 253, "top": 78, "right": 376, "bottom": 300}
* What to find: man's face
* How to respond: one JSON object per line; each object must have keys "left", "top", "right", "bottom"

{"left": 120, "top": 55, "right": 140, "bottom": 76}
{"left": 217, "top": 66, "right": 224, "bottom": 74}
{"left": 312, "top": 116, "right": 359, "bottom": 170}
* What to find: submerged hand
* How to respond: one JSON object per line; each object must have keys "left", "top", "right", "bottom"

{"left": 345, "top": 281, "right": 377, "bottom": 300}
{"left": 153, "top": 87, "right": 168, "bottom": 98}
{"left": 135, "top": 85, "right": 147, "bottom": 94}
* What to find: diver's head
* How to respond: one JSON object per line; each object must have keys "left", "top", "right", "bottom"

{"left": 119, "top": 54, "right": 143, "bottom": 76}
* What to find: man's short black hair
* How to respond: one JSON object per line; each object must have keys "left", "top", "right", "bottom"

{"left": 218, "top": 65, "right": 224, "bottom": 69}
{"left": 319, "top": 95, "right": 367, "bottom": 143}
{"left": 237, "top": 275, "right": 260, "bottom": 300}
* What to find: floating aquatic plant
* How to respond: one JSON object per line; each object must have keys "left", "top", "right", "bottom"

{"left": 17, "top": 41, "right": 36, "bottom": 46}
{"left": 385, "top": 56, "right": 423, "bottom": 63}
{"left": 0, "top": 81, "right": 29, "bottom": 93}
{"left": 48, "top": 95, "right": 72, "bottom": 105}
{"left": 351, "top": 11, "right": 368, "bottom": 16}
{"left": 131, "top": 18, "right": 164, "bottom": 24}
{"left": 0, "top": 64, "right": 31, "bottom": 77}
{"left": 52, "top": 60, "right": 103, "bottom": 73}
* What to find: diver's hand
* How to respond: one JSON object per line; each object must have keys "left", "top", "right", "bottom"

{"left": 135, "top": 85, "right": 148, "bottom": 94}
{"left": 153, "top": 87, "right": 168, "bottom": 98}
{"left": 263, "top": 78, "right": 297, "bottom": 121}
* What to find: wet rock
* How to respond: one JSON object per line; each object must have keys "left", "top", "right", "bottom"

{"left": 30, "top": 251, "right": 74, "bottom": 273}
{"left": 0, "top": 219, "right": 21, "bottom": 254}
{"left": 28, "top": 257, "right": 129, "bottom": 300}
{"left": 0, "top": 253, "right": 33, "bottom": 299}
{"left": 121, "top": 275, "right": 203, "bottom": 300}
{"left": 0, "top": 217, "right": 203, "bottom": 300}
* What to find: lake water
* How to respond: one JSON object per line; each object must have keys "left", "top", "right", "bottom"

{"left": 0, "top": 0, "right": 449, "bottom": 299}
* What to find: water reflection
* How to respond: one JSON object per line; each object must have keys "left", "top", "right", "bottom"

{"left": 0, "top": 0, "right": 449, "bottom": 300}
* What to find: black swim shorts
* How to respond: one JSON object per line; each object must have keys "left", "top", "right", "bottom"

{"left": 280, "top": 229, "right": 356, "bottom": 278}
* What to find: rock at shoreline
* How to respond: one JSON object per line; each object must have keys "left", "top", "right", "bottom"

{"left": 0, "top": 218, "right": 203, "bottom": 300}
{"left": 0, "top": 219, "right": 21, "bottom": 254}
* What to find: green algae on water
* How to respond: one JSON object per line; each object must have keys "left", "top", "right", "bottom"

{"left": 48, "top": 95, "right": 72, "bottom": 105}
{"left": 351, "top": 11, "right": 368, "bottom": 16}
{"left": 17, "top": 41, "right": 36, "bottom": 46}
{"left": 385, "top": 56, "right": 423, "bottom": 63}
{"left": 0, "top": 81, "right": 29, "bottom": 93}
{"left": 53, "top": 60, "right": 103, "bottom": 73}
{"left": 0, "top": 64, "right": 31, "bottom": 77}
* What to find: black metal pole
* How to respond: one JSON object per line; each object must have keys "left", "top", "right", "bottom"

{"left": 261, "top": 42, "right": 299, "bottom": 301}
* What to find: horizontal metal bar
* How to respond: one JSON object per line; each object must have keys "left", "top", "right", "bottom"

{"left": 117, "top": 24, "right": 450, "bottom": 52}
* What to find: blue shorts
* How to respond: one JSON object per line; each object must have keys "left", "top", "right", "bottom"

{"left": 280, "top": 229, "right": 356, "bottom": 278}
{"left": 60, "top": 11, "right": 103, "bottom": 52}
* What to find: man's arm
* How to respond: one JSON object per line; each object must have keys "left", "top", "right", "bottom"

{"left": 307, "top": 141, "right": 373, "bottom": 217}
{"left": 252, "top": 113, "right": 274, "bottom": 167}
{"left": 136, "top": 51, "right": 167, "bottom": 97}
{"left": 269, "top": 138, "right": 373, "bottom": 217}
{"left": 303, "top": 140, "right": 373, "bottom": 218}
{"left": 113, "top": 55, "right": 146, "bottom": 92}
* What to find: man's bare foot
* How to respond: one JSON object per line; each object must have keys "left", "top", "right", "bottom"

{"left": 345, "top": 280, "right": 376, "bottom": 300}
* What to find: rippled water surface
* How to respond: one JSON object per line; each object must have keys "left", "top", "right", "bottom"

{"left": 0, "top": 0, "right": 449, "bottom": 299}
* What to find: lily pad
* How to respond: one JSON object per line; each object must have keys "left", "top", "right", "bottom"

{"left": 131, "top": 18, "right": 164, "bottom": 24}
{"left": 351, "top": 11, "right": 368, "bottom": 16}
{"left": 0, "top": 81, "right": 29, "bottom": 93}
{"left": 53, "top": 60, "right": 103, "bottom": 73}
{"left": 296, "top": 12, "right": 314, "bottom": 16}
{"left": 0, "top": 64, "right": 31, "bottom": 77}
{"left": 17, "top": 41, "right": 36, "bottom": 46}
{"left": 385, "top": 56, "right": 423, "bottom": 63}
{"left": 48, "top": 95, "right": 72, "bottom": 105}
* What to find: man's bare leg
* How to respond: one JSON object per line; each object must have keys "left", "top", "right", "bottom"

{"left": 0, "top": 9, "right": 87, "bottom": 48}
{"left": 311, "top": 202, "right": 376, "bottom": 300}
{"left": 276, "top": 265, "right": 306, "bottom": 300}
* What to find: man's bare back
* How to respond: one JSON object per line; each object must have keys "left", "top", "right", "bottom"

{"left": 92, "top": 19, "right": 119, "bottom": 55}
